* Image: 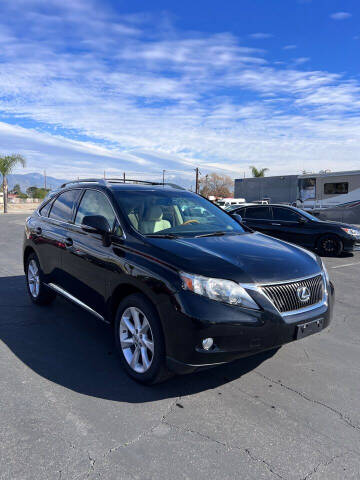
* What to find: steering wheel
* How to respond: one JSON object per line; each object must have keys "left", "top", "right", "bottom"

{"left": 180, "top": 219, "right": 200, "bottom": 226}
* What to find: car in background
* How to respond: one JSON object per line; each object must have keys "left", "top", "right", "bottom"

{"left": 230, "top": 204, "right": 360, "bottom": 256}
{"left": 224, "top": 203, "right": 249, "bottom": 212}
{"left": 23, "top": 179, "right": 333, "bottom": 384}
{"left": 217, "top": 198, "right": 245, "bottom": 209}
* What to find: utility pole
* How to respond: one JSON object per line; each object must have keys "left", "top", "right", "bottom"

{"left": 195, "top": 167, "right": 200, "bottom": 194}
{"left": 162, "top": 169, "right": 166, "bottom": 185}
{"left": 44, "top": 170, "right": 47, "bottom": 190}
{"left": 123, "top": 172, "right": 126, "bottom": 183}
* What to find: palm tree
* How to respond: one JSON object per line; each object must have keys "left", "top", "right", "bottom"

{"left": 0, "top": 154, "right": 26, "bottom": 213}
{"left": 249, "top": 166, "right": 269, "bottom": 177}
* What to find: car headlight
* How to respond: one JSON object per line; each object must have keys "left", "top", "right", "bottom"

{"left": 180, "top": 272, "right": 260, "bottom": 309}
{"left": 341, "top": 227, "right": 360, "bottom": 237}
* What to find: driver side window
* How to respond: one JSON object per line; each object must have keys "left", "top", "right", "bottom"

{"left": 75, "top": 189, "right": 118, "bottom": 232}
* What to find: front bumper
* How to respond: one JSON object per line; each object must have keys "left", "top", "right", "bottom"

{"left": 160, "top": 281, "right": 334, "bottom": 374}
{"left": 343, "top": 236, "right": 360, "bottom": 252}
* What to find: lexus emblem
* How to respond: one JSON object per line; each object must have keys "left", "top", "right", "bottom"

{"left": 297, "top": 286, "right": 310, "bottom": 302}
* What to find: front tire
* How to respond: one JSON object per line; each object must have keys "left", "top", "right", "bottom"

{"left": 317, "top": 235, "right": 343, "bottom": 257}
{"left": 25, "top": 253, "right": 56, "bottom": 305}
{"left": 114, "top": 293, "right": 172, "bottom": 384}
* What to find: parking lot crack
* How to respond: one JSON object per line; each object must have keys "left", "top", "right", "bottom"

{"left": 301, "top": 452, "right": 349, "bottom": 480}
{"left": 165, "top": 422, "right": 285, "bottom": 479}
{"left": 106, "top": 396, "right": 182, "bottom": 455}
{"left": 256, "top": 372, "right": 360, "bottom": 432}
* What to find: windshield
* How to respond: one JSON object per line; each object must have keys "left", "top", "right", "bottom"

{"left": 113, "top": 189, "right": 245, "bottom": 237}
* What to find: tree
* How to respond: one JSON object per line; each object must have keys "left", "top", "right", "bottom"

{"left": 11, "top": 183, "right": 21, "bottom": 194}
{"left": 249, "top": 166, "right": 269, "bottom": 177}
{"left": 0, "top": 154, "right": 26, "bottom": 213}
{"left": 26, "top": 186, "right": 38, "bottom": 198}
{"left": 200, "top": 172, "right": 233, "bottom": 198}
{"left": 26, "top": 186, "right": 49, "bottom": 199}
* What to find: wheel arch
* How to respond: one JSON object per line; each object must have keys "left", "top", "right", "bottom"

{"left": 23, "top": 245, "right": 36, "bottom": 271}
{"left": 107, "top": 282, "right": 163, "bottom": 327}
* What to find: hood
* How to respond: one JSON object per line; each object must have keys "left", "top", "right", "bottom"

{"left": 147, "top": 232, "right": 322, "bottom": 284}
{"left": 315, "top": 218, "right": 354, "bottom": 228}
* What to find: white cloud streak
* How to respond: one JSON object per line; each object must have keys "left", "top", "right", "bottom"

{"left": 330, "top": 12, "right": 352, "bottom": 20}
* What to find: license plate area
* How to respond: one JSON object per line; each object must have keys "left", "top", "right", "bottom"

{"left": 296, "top": 318, "right": 324, "bottom": 339}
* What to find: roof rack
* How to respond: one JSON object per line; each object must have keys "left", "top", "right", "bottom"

{"left": 60, "top": 178, "right": 185, "bottom": 190}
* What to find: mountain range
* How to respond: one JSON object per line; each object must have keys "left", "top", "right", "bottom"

{"left": 6, "top": 173, "right": 67, "bottom": 193}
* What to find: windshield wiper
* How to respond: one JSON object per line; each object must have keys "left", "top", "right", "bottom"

{"left": 145, "top": 233, "right": 179, "bottom": 239}
{"left": 195, "top": 231, "right": 228, "bottom": 238}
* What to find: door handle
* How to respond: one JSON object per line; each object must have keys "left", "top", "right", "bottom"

{"left": 271, "top": 223, "right": 281, "bottom": 226}
{"left": 35, "top": 227, "right": 42, "bottom": 235}
{"left": 64, "top": 237, "right": 73, "bottom": 247}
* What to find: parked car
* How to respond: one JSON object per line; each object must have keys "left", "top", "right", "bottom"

{"left": 217, "top": 198, "right": 246, "bottom": 209}
{"left": 24, "top": 179, "right": 334, "bottom": 384}
{"left": 230, "top": 204, "right": 360, "bottom": 256}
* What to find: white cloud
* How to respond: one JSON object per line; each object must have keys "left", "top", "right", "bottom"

{"left": 249, "top": 32, "right": 273, "bottom": 39}
{"left": 293, "top": 57, "right": 310, "bottom": 65}
{"left": 283, "top": 44, "right": 297, "bottom": 50}
{"left": 0, "top": 0, "right": 359, "bottom": 181}
{"left": 330, "top": 12, "right": 352, "bottom": 20}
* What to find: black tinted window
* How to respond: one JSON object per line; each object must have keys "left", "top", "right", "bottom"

{"left": 75, "top": 189, "right": 118, "bottom": 232}
{"left": 324, "top": 182, "right": 348, "bottom": 195}
{"left": 39, "top": 201, "right": 52, "bottom": 217}
{"left": 272, "top": 207, "right": 301, "bottom": 222}
{"left": 49, "top": 190, "right": 80, "bottom": 222}
{"left": 245, "top": 206, "right": 271, "bottom": 220}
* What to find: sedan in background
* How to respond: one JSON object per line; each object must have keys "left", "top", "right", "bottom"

{"left": 230, "top": 204, "right": 360, "bottom": 256}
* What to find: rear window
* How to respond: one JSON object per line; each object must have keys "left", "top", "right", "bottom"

{"left": 245, "top": 206, "right": 272, "bottom": 220}
{"left": 39, "top": 201, "right": 52, "bottom": 217}
{"left": 49, "top": 190, "right": 80, "bottom": 222}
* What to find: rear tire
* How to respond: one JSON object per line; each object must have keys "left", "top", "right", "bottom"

{"left": 25, "top": 253, "right": 56, "bottom": 305}
{"left": 114, "top": 293, "right": 173, "bottom": 384}
{"left": 317, "top": 235, "right": 343, "bottom": 257}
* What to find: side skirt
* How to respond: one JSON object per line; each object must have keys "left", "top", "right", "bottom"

{"left": 47, "top": 283, "right": 110, "bottom": 324}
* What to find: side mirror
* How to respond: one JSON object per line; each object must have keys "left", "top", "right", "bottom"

{"left": 232, "top": 213, "right": 243, "bottom": 223}
{"left": 82, "top": 215, "right": 111, "bottom": 235}
{"left": 298, "top": 216, "right": 307, "bottom": 224}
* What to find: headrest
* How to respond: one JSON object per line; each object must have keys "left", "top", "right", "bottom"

{"left": 145, "top": 206, "right": 163, "bottom": 221}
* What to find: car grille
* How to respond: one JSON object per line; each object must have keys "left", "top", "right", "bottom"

{"left": 261, "top": 274, "right": 324, "bottom": 313}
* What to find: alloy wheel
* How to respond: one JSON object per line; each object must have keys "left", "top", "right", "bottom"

{"left": 27, "top": 259, "right": 40, "bottom": 298}
{"left": 119, "top": 307, "right": 154, "bottom": 373}
{"left": 322, "top": 238, "right": 337, "bottom": 254}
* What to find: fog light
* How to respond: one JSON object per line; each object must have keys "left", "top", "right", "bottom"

{"left": 202, "top": 338, "right": 214, "bottom": 350}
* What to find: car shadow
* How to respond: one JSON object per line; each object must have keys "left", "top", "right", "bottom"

{"left": 0, "top": 275, "right": 277, "bottom": 403}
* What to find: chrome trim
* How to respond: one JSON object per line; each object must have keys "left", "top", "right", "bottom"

{"left": 47, "top": 283, "right": 109, "bottom": 323}
{"left": 256, "top": 272, "right": 324, "bottom": 287}
{"left": 186, "top": 361, "right": 227, "bottom": 367}
{"left": 281, "top": 298, "right": 327, "bottom": 317}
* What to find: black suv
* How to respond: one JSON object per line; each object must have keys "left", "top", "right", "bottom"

{"left": 23, "top": 179, "right": 334, "bottom": 384}
{"left": 230, "top": 204, "right": 360, "bottom": 256}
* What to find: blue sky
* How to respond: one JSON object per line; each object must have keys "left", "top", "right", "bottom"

{"left": 0, "top": 0, "right": 359, "bottom": 185}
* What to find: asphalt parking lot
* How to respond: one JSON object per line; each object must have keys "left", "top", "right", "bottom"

{"left": 1, "top": 213, "right": 360, "bottom": 480}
